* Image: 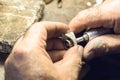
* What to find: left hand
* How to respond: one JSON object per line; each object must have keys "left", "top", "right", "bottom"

{"left": 5, "top": 22, "right": 83, "bottom": 80}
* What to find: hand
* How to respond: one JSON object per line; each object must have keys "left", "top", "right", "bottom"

{"left": 69, "top": 0, "right": 120, "bottom": 60}
{"left": 5, "top": 22, "right": 83, "bottom": 80}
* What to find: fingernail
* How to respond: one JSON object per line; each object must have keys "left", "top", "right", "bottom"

{"left": 77, "top": 45, "right": 83, "bottom": 58}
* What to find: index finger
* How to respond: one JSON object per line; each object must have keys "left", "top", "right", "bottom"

{"left": 25, "top": 21, "right": 68, "bottom": 41}
{"left": 23, "top": 21, "right": 68, "bottom": 49}
{"left": 27, "top": 21, "right": 68, "bottom": 38}
{"left": 42, "top": 21, "right": 69, "bottom": 39}
{"left": 69, "top": 7, "right": 103, "bottom": 33}
{"left": 69, "top": 0, "right": 120, "bottom": 33}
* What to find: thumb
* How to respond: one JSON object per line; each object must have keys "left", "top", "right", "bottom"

{"left": 83, "top": 34, "right": 120, "bottom": 61}
{"left": 63, "top": 45, "right": 83, "bottom": 69}
{"left": 55, "top": 45, "right": 83, "bottom": 80}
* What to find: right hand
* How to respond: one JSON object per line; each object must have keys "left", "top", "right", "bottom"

{"left": 69, "top": 0, "right": 120, "bottom": 60}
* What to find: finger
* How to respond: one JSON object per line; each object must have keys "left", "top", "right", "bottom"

{"left": 22, "top": 21, "right": 68, "bottom": 50}
{"left": 100, "top": 0, "right": 120, "bottom": 33}
{"left": 69, "top": 0, "right": 120, "bottom": 33}
{"left": 55, "top": 45, "right": 83, "bottom": 80}
{"left": 46, "top": 38, "right": 64, "bottom": 50}
{"left": 48, "top": 50, "right": 66, "bottom": 62}
{"left": 69, "top": 7, "right": 103, "bottom": 33}
{"left": 25, "top": 21, "right": 68, "bottom": 40}
{"left": 43, "top": 22, "right": 69, "bottom": 38}
{"left": 83, "top": 34, "right": 120, "bottom": 61}
{"left": 41, "top": 21, "right": 69, "bottom": 39}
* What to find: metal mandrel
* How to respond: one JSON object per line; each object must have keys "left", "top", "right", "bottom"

{"left": 62, "top": 27, "right": 114, "bottom": 49}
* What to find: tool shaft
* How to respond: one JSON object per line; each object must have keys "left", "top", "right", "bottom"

{"left": 76, "top": 28, "right": 113, "bottom": 43}
{"left": 62, "top": 27, "right": 114, "bottom": 49}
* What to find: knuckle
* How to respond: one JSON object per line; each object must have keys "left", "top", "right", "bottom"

{"left": 6, "top": 46, "right": 29, "bottom": 64}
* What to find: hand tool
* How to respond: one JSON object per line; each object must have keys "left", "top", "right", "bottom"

{"left": 61, "top": 27, "right": 114, "bottom": 49}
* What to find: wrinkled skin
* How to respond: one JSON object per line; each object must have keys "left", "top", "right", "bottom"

{"left": 5, "top": 22, "right": 83, "bottom": 80}
{"left": 5, "top": 0, "right": 120, "bottom": 80}
{"left": 69, "top": 0, "right": 120, "bottom": 60}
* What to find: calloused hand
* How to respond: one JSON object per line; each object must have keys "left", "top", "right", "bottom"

{"left": 5, "top": 22, "right": 83, "bottom": 80}
{"left": 69, "top": 0, "right": 120, "bottom": 60}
